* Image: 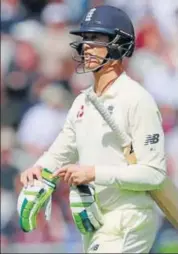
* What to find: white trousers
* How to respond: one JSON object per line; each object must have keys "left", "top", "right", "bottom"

{"left": 82, "top": 208, "right": 157, "bottom": 253}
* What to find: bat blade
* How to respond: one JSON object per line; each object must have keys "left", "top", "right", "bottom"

{"left": 150, "top": 178, "right": 178, "bottom": 229}
{"left": 125, "top": 146, "right": 178, "bottom": 229}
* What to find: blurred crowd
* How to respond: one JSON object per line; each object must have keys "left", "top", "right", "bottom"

{"left": 1, "top": 0, "right": 178, "bottom": 253}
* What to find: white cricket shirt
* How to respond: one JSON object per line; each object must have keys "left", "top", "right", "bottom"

{"left": 35, "top": 72, "right": 166, "bottom": 211}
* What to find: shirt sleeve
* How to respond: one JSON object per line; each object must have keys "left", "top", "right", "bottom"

{"left": 95, "top": 93, "right": 167, "bottom": 191}
{"left": 34, "top": 101, "right": 79, "bottom": 172}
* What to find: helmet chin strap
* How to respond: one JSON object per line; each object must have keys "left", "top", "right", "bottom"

{"left": 93, "top": 52, "right": 110, "bottom": 73}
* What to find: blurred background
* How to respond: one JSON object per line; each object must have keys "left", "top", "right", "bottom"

{"left": 1, "top": 0, "right": 178, "bottom": 253}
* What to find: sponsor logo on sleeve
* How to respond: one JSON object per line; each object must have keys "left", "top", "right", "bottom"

{"left": 144, "top": 134, "right": 160, "bottom": 145}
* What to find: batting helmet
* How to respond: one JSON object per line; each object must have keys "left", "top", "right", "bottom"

{"left": 70, "top": 5, "right": 135, "bottom": 73}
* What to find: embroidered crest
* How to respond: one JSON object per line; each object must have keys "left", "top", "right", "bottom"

{"left": 107, "top": 105, "right": 114, "bottom": 115}
{"left": 85, "top": 8, "right": 96, "bottom": 22}
{"left": 77, "top": 105, "right": 84, "bottom": 118}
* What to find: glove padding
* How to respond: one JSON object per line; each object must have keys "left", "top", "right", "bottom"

{"left": 69, "top": 184, "right": 103, "bottom": 235}
{"left": 17, "top": 168, "right": 58, "bottom": 232}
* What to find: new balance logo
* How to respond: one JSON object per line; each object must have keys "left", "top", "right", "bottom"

{"left": 144, "top": 134, "right": 160, "bottom": 145}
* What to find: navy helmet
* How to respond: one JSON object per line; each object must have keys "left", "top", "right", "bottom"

{"left": 70, "top": 5, "right": 135, "bottom": 72}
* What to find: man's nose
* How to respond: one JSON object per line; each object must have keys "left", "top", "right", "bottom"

{"left": 83, "top": 43, "right": 93, "bottom": 51}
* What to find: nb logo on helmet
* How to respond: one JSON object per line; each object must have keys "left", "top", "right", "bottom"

{"left": 85, "top": 8, "right": 96, "bottom": 22}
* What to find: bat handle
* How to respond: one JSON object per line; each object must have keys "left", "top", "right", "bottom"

{"left": 123, "top": 144, "right": 137, "bottom": 165}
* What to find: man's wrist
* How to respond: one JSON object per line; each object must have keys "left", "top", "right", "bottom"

{"left": 86, "top": 166, "right": 95, "bottom": 182}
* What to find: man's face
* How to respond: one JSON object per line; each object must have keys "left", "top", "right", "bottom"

{"left": 82, "top": 33, "right": 109, "bottom": 70}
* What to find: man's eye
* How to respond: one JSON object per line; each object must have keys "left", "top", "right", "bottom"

{"left": 83, "top": 35, "right": 97, "bottom": 41}
{"left": 91, "top": 35, "right": 97, "bottom": 40}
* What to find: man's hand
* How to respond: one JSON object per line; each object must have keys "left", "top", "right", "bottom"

{"left": 20, "top": 166, "right": 43, "bottom": 187}
{"left": 53, "top": 164, "right": 95, "bottom": 185}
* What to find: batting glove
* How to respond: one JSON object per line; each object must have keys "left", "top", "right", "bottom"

{"left": 69, "top": 184, "right": 104, "bottom": 235}
{"left": 17, "top": 168, "right": 59, "bottom": 232}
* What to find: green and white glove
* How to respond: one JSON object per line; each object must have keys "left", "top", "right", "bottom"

{"left": 69, "top": 184, "right": 104, "bottom": 235}
{"left": 17, "top": 168, "right": 59, "bottom": 232}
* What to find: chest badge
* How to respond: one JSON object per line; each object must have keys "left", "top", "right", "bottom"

{"left": 77, "top": 105, "right": 85, "bottom": 119}
{"left": 107, "top": 105, "right": 114, "bottom": 115}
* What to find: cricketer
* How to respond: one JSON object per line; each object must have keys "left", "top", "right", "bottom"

{"left": 19, "top": 5, "right": 169, "bottom": 253}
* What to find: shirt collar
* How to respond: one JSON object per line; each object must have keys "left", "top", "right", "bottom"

{"left": 82, "top": 71, "right": 128, "bottom": 99}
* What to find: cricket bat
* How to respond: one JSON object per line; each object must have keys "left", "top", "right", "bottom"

{"left": 86, "top": 90, "right": 178, "bottom": 229}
